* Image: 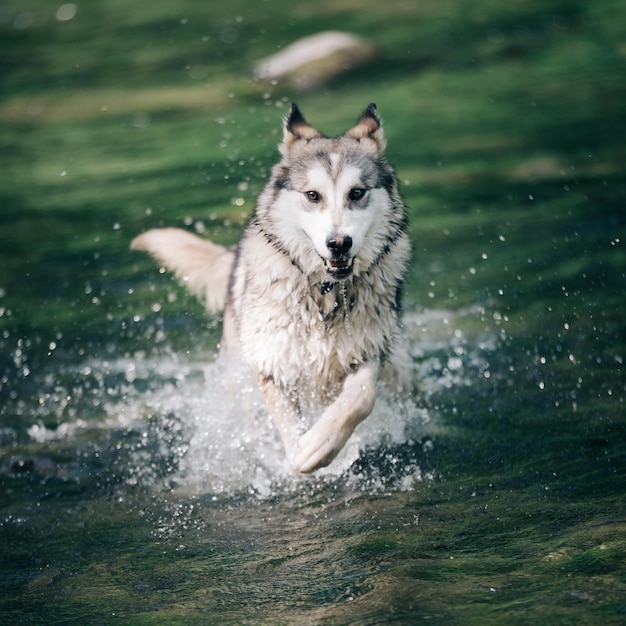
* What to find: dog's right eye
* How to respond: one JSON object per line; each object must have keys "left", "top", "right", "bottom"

{"left": 304, "top": 190, "right": 321, "bottom": 203}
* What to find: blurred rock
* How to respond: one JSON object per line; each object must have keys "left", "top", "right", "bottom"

{"left": 254, "top": 31, "right": 376, "bottom": 91}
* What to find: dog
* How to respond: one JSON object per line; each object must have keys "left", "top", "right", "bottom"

{"left": 131, "top": 103, "right": 413, "bottom": 473}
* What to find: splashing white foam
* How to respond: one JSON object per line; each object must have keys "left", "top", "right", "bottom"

{"left": 23, "top": 306, "right": 499, "bottom": 498}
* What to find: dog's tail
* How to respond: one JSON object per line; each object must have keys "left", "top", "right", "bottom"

{"left": 131, "top": 228, "right": 235, "bottom": 313}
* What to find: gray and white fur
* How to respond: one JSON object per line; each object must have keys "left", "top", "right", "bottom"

{"left": 132, "top": 103, "right": 413, "bottom": 473}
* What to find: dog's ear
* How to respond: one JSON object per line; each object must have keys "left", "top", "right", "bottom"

{"left": 281, "top": 103, "right": 321, "bottom": 154}
{"left": 344, "top": 103, "right": 386, "bottom": 153}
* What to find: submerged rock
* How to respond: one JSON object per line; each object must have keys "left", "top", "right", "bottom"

{"left": 254, "top": 31, "right": 376, "bottom": 90}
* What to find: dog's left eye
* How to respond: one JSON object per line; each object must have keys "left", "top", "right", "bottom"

{"left": 348, "top": 188, "right": 367, "bottom": 201}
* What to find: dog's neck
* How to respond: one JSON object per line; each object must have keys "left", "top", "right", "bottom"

{"left": 309, "top": 278, "right": 356, "bottom": 322}
{"left": 320, "top": 281, "right": 335, "bottom": 295}
{"left": 254, "top": 220, "right": 375, "bottom": 322}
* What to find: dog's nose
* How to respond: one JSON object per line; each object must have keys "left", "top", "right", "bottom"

{"left": 326, "top": 235, "right": 353, "bottom": 255}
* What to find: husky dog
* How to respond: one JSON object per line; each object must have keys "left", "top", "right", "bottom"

{"left": 131, "top": 103, "right": 412, "bottom": 473}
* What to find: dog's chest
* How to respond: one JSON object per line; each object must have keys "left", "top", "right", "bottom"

{"left": 239, "top": 271, "right": 397, "bottom": 394}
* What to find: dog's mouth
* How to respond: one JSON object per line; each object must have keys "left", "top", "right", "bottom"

{"left": 325, "top": 256, "right": 354, "bottom": 280}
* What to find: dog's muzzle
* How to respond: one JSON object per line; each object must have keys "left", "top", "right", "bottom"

{"left": 325, "top": 235, "right": 353, "bottom": 279}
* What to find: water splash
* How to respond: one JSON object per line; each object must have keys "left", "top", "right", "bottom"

{"left": 13, "top": 306, "right": 500, "bottom": 499}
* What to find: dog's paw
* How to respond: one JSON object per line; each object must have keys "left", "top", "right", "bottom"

{"left": 291, "top": 447, "right": 330, "bottom": 474}
{"left": 291, "top": 419, "right": 351, "bottom": 473}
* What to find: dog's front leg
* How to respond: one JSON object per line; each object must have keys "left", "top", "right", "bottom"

{"left": 292, "top": 362, "right": 380, "bottom": 473}
{"left": 258, "top": 375, "right": 305, "bottom": 468}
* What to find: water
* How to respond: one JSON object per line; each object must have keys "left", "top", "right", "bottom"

{"left": 2, "top": 306, "right": 503, "bottom": 623}
{"left": 10, "top": 308, "right": 492, "bottom": 499}
{"left": 2, "top": 0, "right": 626, "bottom": 623}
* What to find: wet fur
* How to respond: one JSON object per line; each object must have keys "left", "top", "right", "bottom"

{"left": 131, "top": 104, "right": 413, "bottom": 473}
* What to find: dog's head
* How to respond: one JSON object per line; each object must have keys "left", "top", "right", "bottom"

{"left": 268, "top": 103, "right": 400, "bottom": 283}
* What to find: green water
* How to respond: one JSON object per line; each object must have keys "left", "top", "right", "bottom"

{"left": 1, "top": 0, "right": 625, "bottom": 623}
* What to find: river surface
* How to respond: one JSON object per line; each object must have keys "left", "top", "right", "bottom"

{"left": 1, "top": 1, "right": 626, "bottom": 624}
